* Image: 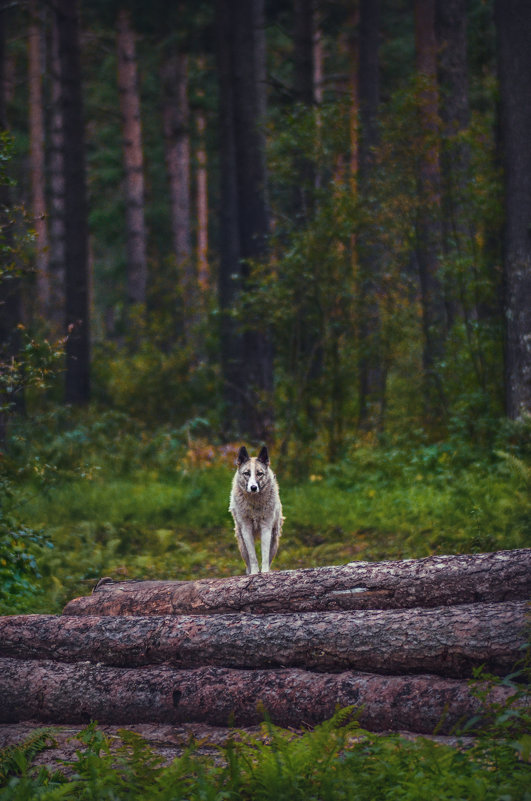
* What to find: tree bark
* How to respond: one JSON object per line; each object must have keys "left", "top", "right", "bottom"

{"left": 161, "top": 49, "right": 194, "bottom": 337}
{"left": 1, "top": 602, "right": 526, "bottom": 678}
{"left": 0, "top": 0, "right": 24, "bottom": 442}
{"left": 27, "top": 0, "right": 49, "bottom": 316}
{"left": 195, "top": 63, "right": 209, "bottom": 297}
{"left": 495, "top": 0, "right": 531, "bottom": 418}
{"left": 216, "top": 0, "right": 273, "bottom": 441}
{"left": 357, "top": 0, "right": 385, "bottom": 429}
{"left": 56, "top": 0, "right": 90, "bottom": 405}
{"left": 63, "top": 549, "right": 531, "bottom": 617}
{"left": 48, "top": 11, "right": 65, "bottom": 331}
{"left": 414, "top": 0, "right": 446, "bottom": 420}
{"left": 116, "top": 6, "right": 148, "bottom": 309}
{"left": 0, "top": 658, "right": 518, "bottom": 734}
{"left": 435, "top": 0, "right": 470, "bottom": 258}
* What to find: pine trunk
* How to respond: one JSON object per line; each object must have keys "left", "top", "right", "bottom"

{"left": 48, "top": 12, "right": 65, "bottom": 330}
{"left": 195, "top": 66, "right": 209, "bottom": 296}
{"left": 161, "top": 50, "right": 194, "bottom": 335}
{"left": 357, "top": 0, "right": 384, "bottom": 429}
{"left": 0, "top": 0, "right": 24, "bottom": 441}
{"left": 27, "top": 0, "right": 49, "bottom": 315}
{"left": 56, "top": 0, "right": 90, "bottom": 405}
{"left": 216, "top": 0, "right": 273, "bottom": 440}
{"left": 0, "top": 658, "right": 516, "bottom": 734}
{"left": 414, "top": 0, "right": 446, "bottom": 419}
{"left": 116, "top": 7, "right": 148, "bottom": 308}
{"left": 495, "top": 0, "right": 531, "bottom": 418}
{"left": 62, "top": 549, "right": 531, "bottom": 617}
{"left": 1, "top": 602, "right": 525, "bottom": 678}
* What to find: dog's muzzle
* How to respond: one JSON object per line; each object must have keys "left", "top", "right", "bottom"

{"left": 249, "top": 484, "right": 259, "bottom": 493}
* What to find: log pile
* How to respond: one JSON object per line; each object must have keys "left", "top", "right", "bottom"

{"left": 1, "top": 548, "right": 529, "bottom": 735}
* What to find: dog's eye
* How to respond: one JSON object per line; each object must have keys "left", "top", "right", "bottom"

{"left": 256, "top": 471, "right": 263, "bottom": 477}
{"left": 243, "top": 470, "right": 251, "bottom": 477}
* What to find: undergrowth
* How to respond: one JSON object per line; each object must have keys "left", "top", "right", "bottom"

{"left": 0, "top": 702, "right": 530, "bottom": 801}
{"left": 2, "top": 408, "right": 529, "bottom": 614}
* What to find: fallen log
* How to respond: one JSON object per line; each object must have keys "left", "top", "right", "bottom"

{"left": 0, "top": 658, "right": 521, "bottom": 734}
{"left": 62, "top": 549, "right": 531, "bottom": 616}
{"left": 1, "top": 602, "right": 526, "bottom": 678}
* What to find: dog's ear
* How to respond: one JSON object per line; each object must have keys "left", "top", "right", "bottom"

{"left": 237, "top": 446, "right": 250, "bottom": 465}
{"left": 257, "top": 446, "right": 269, "bottom": 466}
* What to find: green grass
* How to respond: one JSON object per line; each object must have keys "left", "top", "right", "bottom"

{"left": 7, "top": 444, "right": 528, "bottom": 614}
{"left": 2, "top": 415, "right": 530, "bottom": 799}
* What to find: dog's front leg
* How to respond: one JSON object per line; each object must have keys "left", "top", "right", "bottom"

{"left": 260, "top": 525, "right": 272, "bottom": 573}
{"left": 241, "top": 523, "right": 260, "bottom": 574}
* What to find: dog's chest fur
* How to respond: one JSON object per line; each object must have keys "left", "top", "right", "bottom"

{"left": 229, "top": 465, "right": 280, "bottom": 531}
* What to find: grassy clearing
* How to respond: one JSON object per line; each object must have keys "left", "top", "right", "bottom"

{"left": 10, "top": 441, "right": 529, "bottom": 614}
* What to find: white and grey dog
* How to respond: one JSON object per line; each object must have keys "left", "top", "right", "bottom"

{"left": 229, "top": 446, "right": 283, "bottom": 574}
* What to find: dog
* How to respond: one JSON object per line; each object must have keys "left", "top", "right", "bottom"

{"left": 229, "top": 446, "right": 283, "bottom": 574}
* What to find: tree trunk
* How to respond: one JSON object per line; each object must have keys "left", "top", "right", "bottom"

{"left": 116, "top": 7, "right": 148, "bottom": 309}
{"left": 63, "top": 549, "right": 531, "bottom": 617}
{"left": 161, "top": 49, "right": 194, "bottom": 337}
{"left": 293, "top": 0, "right": 316, "bottom": 211}
{"left": 216, "top": 0, "right": 273, "bottom": 441}
{"left": 1, "top": 602, "right": 525, "bottom": 678}
{"left": 56, "top": 0, "right": 90, "bottom": 405}
{"left": 0, "top": 0, "right": 24, "bottom": 442}
{"left": 48, "top": 11, "right": 65, "bottom": 331}
{"left": 357, "top": 0, "right": 385, "bottom": 430}
{"left": 195, "top": 65, "right": 209, "bottom": 297}
{"left": 435, "top": 0, "right": 479, "bottom": 350}
{"left": 414, "top": 0, "right": 446, "bottom": 420}
{"left": 495, "top": 0, "right": 531, "bottom": 418}
{"left": 27, "top": 0, "right": 49, "bottom": 316}
{"left": 0, "top": 658, "right": 516, "bottom": 734}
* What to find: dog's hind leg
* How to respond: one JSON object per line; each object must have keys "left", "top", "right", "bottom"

{"left": 268, "top": 521, "right": 280, "bottom": 567}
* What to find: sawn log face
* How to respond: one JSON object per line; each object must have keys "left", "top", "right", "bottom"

{"left": 1, "top": 601, "right": 526, "bottom": 678}
{"left": 0, "top": 657, "right": 518, "bottom": 734}
{"left": 62, "top": 549, "right": 531, "bottom": 616}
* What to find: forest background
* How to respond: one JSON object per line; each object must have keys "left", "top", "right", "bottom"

{"left": 0, "top": 0, "right": 530, "bottom": 617}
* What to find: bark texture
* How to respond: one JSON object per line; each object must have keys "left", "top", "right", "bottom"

{"left": 28, "top": 0, "right": 49, "bottom": 314}
{"left": 216, "top": 0, "right": 273, "bottom": 441}
{"left": 56, "top": 0, "right": 90, "bottom": 405}
{"left": 48, "top": 12, "right": 65, "bottom": 327}
{"left": 0, "top": 658, "right": 517, "bottom": 734}
{"left": 161, "top": 49, "right": 194, "bottom": 335}
{"left": 357, "top": 0, "right": 385, "bottom": 428}
{"left": 2, "top": 602, "right": 526, "bottom": 678}
{"left": 63, "top": 549, "right": 531, "bottom": 617}
{"left": 195, "top": 64, "right": 209, "bottom": 295}
{"left": 414, "top": 0, "right": 446, "bottom": 416}
{"left": 116, "top": 7, "right": 148, "bottom": 308}
{"left": 495, "top": 0, "right": 531, "bottom": 418}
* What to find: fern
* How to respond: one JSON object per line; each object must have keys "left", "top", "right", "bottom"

{"left": 0, "top": 728, "right": 56, "bottom": 783}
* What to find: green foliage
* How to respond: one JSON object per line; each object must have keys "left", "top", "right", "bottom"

{"left": 1, "top": 704, "right": 530, "bottom": 800}
{"left": 2, "top": 406, "right": 528, "bottom": 614}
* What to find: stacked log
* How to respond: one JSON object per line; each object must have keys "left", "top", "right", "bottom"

{"left": 0, "top": 549, "right": 529, "bottom": 735}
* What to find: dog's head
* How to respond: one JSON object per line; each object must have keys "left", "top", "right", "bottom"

{"left": 235, "top": 446, "right": 271, "bottom": 494}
